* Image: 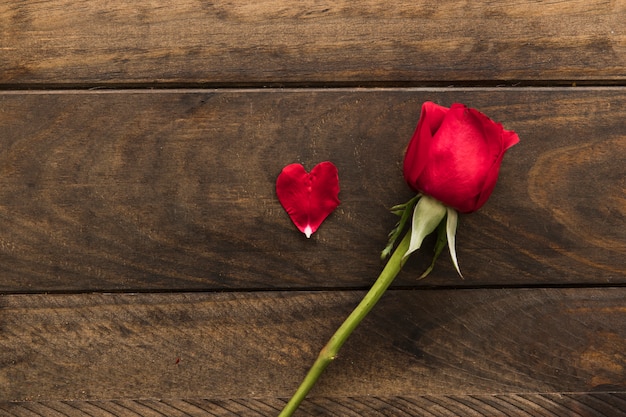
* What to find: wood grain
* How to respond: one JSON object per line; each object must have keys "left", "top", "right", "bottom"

{"left": 3, "top": 1, "right": 625, "bottom": 416}
{"left": 2, "top": 394, "right": 626, "bottom": 416}
{"left": 0, "top": 88, "right": 624, "bottom": 291}
{"left": 1, "top": 0, "right": 624, "bottom": 86}
{"left": 1, "top": 289, "right": 625, "bottom": 405}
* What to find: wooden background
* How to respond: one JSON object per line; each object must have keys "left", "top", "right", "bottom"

{"left": 1, "top": 1, "right": 625, "bottom": 416}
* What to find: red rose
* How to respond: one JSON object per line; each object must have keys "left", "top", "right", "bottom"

{"left": 403, "top": 102, "right": 519, "bottom": 213}
{"left": 278, "top": 102, "right": 521, "bottom": 416}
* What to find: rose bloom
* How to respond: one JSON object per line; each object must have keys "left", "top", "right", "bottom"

{"left": 403, "top": 102, "right": 519, "bottom": 213}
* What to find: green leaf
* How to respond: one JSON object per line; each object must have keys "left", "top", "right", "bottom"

{"left": 404, "top": 195, "right": 446, "bottom": 261}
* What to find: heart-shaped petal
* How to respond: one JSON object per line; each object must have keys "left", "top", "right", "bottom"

{"left": 276, "top": 162, "right": 340, "bottom": 238}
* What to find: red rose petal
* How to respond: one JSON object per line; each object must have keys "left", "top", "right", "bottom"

{"left": 276, "top": 162, "right": 340, "bottom": 237}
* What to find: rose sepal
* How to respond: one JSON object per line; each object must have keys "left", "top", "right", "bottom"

{"left": 417, "top": 204, "right": 462, "bottom": 279}
{"left": 381, "top": 194, "right": 420, "bottom": 261}
{"left": 404, "top": 195, "right": 447, "bottom": 262}
{"left": 419, "top": 220, "right": 447, "bottom": 279}
{"left": 445, "top": 206, "right": 462, "bottom": 278}
{"left": 382, "top": 195, "right": 463, "bottom": 278}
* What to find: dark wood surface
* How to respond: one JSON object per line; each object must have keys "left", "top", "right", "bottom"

{"left": 2, "top": 1, "right": 626, "bottom": 416}
{"left": 1, "top": 0, "right": 624, "bottom": 86}
{"left": 3, "top": 394, "right": 626, "bottom": 417}
{"left": 2, "top": 290, "right": 626, "bottom": 405}
{"left": 0, "top": 89, "right": 624, "bottom": 292}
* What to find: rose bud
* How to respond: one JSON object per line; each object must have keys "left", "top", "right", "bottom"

{"left": 403, "top": 102, "right": 519, "bottom": 213}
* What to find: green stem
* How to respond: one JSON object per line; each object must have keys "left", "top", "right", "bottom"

{"left": 278, "top": 232, "right": 411, "bottom": 417}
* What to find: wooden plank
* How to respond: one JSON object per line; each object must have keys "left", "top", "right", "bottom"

{"left": 1, "top": 289, "right": 625, "bottom": 404}
{"left": 1, "top": 0, "right": 624, "bottom": 86}
{"left": 0, "top": 88, "right": 624, "bottom": 291}
{"left": 2, "top": 393, "right": 626, "bottom": 417}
